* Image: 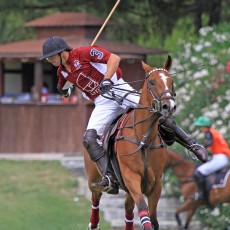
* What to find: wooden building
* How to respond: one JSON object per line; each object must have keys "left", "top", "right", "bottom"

{"left": 0, "top": 12, "right": 166, "bottom": 154}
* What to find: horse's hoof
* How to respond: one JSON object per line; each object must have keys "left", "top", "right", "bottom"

{"left": 87, "top": 223, "right": 100, "bottom": 230}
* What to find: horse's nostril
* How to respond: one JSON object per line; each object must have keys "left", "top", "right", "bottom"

{"left": 173, "top": 105, "right": 177, "bottom": 112}
{"left": 162, "top": 104, "right": 168, "bottom": 110}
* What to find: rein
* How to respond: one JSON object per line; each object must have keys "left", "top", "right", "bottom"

{"left": 102, "top": 68, "right": 176, "bottom": 113}
{"left": 104, "top": 67, "right": 175, "bottom": 156}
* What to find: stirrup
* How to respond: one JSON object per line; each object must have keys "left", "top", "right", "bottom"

{"left": 104, "top": 175, "right": 112, "bottom": 187}
{"left": 100, "top": 175, "right": 114, "bottom": 192}
{"left": 92, "top": 175, "right": 119, "bottom": 194}
{"left": 103, "top": 175, "right": 119, "bottom": 194}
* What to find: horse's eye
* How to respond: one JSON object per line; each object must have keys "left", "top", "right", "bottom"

{"left": 149, "top": 80, "right": 155, "bottom": 86}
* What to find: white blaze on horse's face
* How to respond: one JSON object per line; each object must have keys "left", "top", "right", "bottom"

{"left": 159, "top": 72, "right": 175, "bottom": 109}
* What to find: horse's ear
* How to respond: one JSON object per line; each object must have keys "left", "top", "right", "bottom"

{"left": 141, "top": 61, "right": 152, "bottom": 73}
{"left": 163, "top": 55, "right": 172, "bottom": 71}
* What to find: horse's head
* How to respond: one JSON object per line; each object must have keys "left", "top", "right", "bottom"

{"left": 141, "top": 55, "right": 176, "bottom": 117}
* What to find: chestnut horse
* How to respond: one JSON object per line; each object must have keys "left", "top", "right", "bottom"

{"left": 84, "top": 55, "right": 176, "bottom": 230}
{"left": 165, "top": 149, "right": 230, "bottom": 230}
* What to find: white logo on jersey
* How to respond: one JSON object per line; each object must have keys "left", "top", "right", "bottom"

{"left": 73, "top": 60, "right": 82, "bottom": 70}
{"left": 76, "top": 72, "right": 100, "bottom": 95}
{"left": 61, "top": 71, "right": 69, "bottom": 78}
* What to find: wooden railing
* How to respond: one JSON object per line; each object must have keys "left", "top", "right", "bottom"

{"left": 0, "top": 103, "right": 93, "bottom": 154}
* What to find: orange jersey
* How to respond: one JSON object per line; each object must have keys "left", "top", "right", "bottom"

{"left": 209, "top": 128, "right": 230, "bottom": 157}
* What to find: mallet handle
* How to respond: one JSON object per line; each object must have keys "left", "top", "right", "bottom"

{"left": 91, "top": 0, "right": 121, "bottom": 46}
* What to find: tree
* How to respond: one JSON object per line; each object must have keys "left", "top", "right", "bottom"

{"left": 0, "top": 0, "right": 229, "bottom": 47}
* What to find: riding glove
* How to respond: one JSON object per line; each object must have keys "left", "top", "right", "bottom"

{"left": 57, "top": 85, "right": 72, "bottom": 98}
{"left": 100, "top": 79, "right": 113, "bottom": 94}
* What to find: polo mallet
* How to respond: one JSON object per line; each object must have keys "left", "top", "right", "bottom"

{"left": 91, "top": 0, "right": 121, "bottom": 46}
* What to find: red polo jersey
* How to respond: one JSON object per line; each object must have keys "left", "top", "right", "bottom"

{"left": 57, "top": 46, "right": 122, "bottom": 101}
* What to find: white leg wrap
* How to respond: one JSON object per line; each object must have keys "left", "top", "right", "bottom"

{"left": 88, "top": 223, "right": 100, "bottom": 230}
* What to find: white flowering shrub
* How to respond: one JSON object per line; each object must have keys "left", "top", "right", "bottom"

{"left": 171, "top": 22, "right": 230, "bottom": 229}
{"left": 172, "top": 22, "right": 230, "bottom": 140}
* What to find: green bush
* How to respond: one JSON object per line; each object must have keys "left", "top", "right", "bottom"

{"left": 172, "top": 22, "right": 230, "bottom": 142}
{"left": 198, "top": 204, "right": 230, "bottom": 229}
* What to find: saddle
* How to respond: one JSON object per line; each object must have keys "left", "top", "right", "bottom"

{"left": 102, "top": 107, "right": 134, "bottom": 152}
{"left": 102, "top": 108, "right": 134, "bottom": 192}
{"left": 191, "top": 167, "right": 230, "bottom": 207}
{"left": 205, "top": 166, "right": 230, "bottom": 191}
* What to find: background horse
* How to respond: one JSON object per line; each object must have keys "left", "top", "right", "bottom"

{"left": 84, "top": 55, "right": 176, "bottom": 230}
{"left": 165, "top": 149, "right": 230, "bottom": 230}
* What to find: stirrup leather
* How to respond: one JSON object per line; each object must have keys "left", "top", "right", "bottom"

{"left": 192, "top": 192, "right": 204, "bottom": 201}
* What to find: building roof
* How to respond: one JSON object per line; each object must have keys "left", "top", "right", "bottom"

{"left": 25, "top": 12, "right": 105, "bottom": 27}
{"left": 0, "top": 12, "right": 167, "bottom": 61}
{"left": 0, "top": 35, "right": 167, "bottom": 60}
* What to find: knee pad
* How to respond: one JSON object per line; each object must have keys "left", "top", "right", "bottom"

{"left": 83, "top": 129, "right": 104, "bottom": 161}
{"left": 83, "top": 129, "right": 98, "bottom": 150}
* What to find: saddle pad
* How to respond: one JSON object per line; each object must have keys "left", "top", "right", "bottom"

{"left": 212, "top": 169, "right": 230, "bottom": 189}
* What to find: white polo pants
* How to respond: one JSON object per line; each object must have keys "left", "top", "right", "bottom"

{"left": 197, "top": 153, "right": 229, "bottom": 176}
{"left": 87, "top": 78, "right": 140, "bottom": 136}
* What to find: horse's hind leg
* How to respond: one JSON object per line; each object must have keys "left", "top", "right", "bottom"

{"left": 124, "top": 193, "right": 135, "bottom": 230}
{"left": 83, "top": 149, "right": 102, "bottom": 230}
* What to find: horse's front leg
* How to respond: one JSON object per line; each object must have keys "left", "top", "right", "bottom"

{"left": 175, "top": 199, "right": 200, "bottom": 230}
{"left": 147, "top": 180, "right": 162, "bottom": 230}
{"left": 175, "top": 200, "right": 190, "bottom": 230}
{"left": 184, "top": 208, "right": 197, "bottom": 230}
{"left": 175, "top": 212, "right": 184, "bottom": 230}
{"left": 123, "top": 173, "right": 153, "bottom": 230}
{"left": 124, "top": 193, "right": 135, "bottom": 230}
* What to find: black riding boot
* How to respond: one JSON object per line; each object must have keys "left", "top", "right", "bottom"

{"left": 83, "top": 129, "right": 119, "bottom": 194}
{"left": 193, "top": 170, "right": 206, "bottom": 200}
{"left": 159, "top": 117, "right": 208, "bottom": 163}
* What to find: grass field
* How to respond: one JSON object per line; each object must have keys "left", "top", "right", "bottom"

{"left": 0, "top": 160, "right": 113, "bottom": 230}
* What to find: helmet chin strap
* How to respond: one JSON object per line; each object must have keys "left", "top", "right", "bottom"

{"left": 58, "top": 53, "right": 63, "bottom": 66}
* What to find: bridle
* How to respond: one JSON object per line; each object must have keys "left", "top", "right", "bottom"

{"left": 145, "top": 68, "right": 176, "bottom": 112}
{"left": 101, "top": 68, "right": 176, "bottom": 114}
{"left": 114, "top": 68, "right": 176, "bottom": 156}
{"left": 115, "top": 69, "right": 174, "bottom": 156}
